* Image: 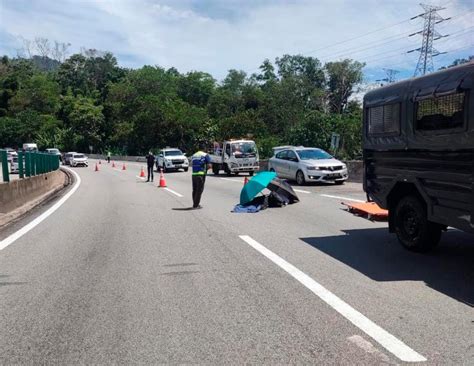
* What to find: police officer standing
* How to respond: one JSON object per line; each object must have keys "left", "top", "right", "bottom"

{"left": 146, "top": 151, "right": 155, "bottom": 182}
{"left": 191, "top": 143, "right": 211, "bottom": 209}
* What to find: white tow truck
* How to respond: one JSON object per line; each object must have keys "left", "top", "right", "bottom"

{"left": 209, "top": 139, "right": 259, "bottom": 176}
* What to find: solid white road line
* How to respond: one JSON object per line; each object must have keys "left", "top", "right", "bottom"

{"left": 320, "top": 194, "right": 365, "bottom": 203}
{"left": 164, "top": 187, "right": 184, "bottom": 197}
{"left": 239, "top": 235, "right": 427, "bottom": 363}
{"left": 0, "top": 167, "right": 81, "bottom": 251}
{"left": 293, "top": 189, "right": 311, "bottom": 194}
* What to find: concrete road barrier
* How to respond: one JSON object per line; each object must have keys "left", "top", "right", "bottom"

{"left": 0, "top": 170, "right": 70, "bottom": 217}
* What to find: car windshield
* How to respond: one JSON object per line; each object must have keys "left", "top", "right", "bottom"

{"left": 49, "top": 149, "right": 59, "bottom": 153}
{"left": 74, "top": 154, "right": 85, "bottom": 158}
{"left": 296, "top": 149, "right": 332, "bottom": 160}
{"left": 231, "top": 142, "right": 257, "bottom": 157}
{"left": 164, "top": 150, "right": 182, "bottom": 156}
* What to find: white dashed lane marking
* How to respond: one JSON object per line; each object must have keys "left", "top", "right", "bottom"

{"left": 320, "top": 194, "right": 365, "bottom": 203}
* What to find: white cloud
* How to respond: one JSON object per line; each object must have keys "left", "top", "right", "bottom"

{"left": 0, "top": 0, "right": 472, "bottom": 80}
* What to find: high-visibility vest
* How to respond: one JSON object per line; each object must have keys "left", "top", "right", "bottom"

{"left": 191, "top": 151, "right": 210, "bottom": 176}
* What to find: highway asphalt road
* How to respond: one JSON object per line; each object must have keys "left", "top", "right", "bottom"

{"left": 0, "top": 160, "right": 473, "bottom": 364}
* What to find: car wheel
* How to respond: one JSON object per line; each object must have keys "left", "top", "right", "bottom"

{"left": 162, "top": 165, "right": 167, "bottom": 173}
{"left": 394, "top": 195, "right": 442, "bottom": 252}
{"left": 269, "top": 168, "right": 275, "bottom": 172}
{"left": 296, "top": 170, "right": 306, "bottom": 185}
{"left": 213, "top": 165, "right": 220, "bottom": 175}
{"left": 335, "top": 180, "right": 344, "bottom": 185}
{"left": 249, "top": 171, "right": 254, "bottom": 176}
{"left": 184, "top": 168, "right": 189, "bottom": 172}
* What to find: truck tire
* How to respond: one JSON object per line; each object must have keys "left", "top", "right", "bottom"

{"left": 225, "top": 164, "right": 232, "bottom": 176}
{"left": 394, "top": 195, "right": 442, "bottom": 252}
{"left": 213, "top": 165, "right": 220, "bottom": 175}
{"left": 249, "top": 171, "right": 254, "bottom": 176}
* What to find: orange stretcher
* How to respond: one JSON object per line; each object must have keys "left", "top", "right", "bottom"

{"left": 342, "top": 201, "right": 388, "bottom": 220}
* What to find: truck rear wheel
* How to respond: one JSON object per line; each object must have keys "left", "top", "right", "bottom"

{"left": 213, "top": 165, "right": 220, "bottom": 175}
{"left": 394, "top": 195, "right": 442, "bottom": 252}
{"left": 225, "top": 164, "right": 232, "bottom": 176}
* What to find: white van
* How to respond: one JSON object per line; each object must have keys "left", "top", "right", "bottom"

{"left": 23, "top": 143, "right": 38, "bottom": 152}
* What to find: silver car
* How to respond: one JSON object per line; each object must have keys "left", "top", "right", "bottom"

{"left": 70, "top": 153, "right": 89, "bottom": 167}
{"left": 63, "top": 152, "right": 77, "bottom": 166}
{"left": 268, "top": 146, "right": 348, "bottom": 185}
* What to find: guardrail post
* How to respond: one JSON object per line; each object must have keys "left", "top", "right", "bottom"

{"left": 32, "top": 152, "right": 37, "bottom": 176}
{"left": 25, "top": 152, "right": 31, "bottom": 177}
{"left": 18, "top": 151, "right": 24, "bottom": 178}
{"left": 1, "top": 150, "right": 10, "bottom": 183}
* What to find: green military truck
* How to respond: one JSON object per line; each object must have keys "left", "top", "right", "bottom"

{"left": 363, "top": 62, "right": 473, "bottom": 252}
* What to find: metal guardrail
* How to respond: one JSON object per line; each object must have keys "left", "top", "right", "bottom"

{"left": 0, "top": 150, "right": 60, "bottom": 183}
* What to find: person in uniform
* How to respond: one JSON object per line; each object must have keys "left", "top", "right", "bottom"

{"left": 146, "top": 151, "right": 155, "bottom": 182}
{"left": 191, "top": 144, "right": 211, "bottom": 209}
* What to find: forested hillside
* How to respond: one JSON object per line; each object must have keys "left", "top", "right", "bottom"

{"left": 0, "top": 51, "right": 365, "bottom": 158}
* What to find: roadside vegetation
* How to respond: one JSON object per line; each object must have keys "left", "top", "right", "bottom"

{"left": 1, "top": 44, "right": 469, "bottom": 159}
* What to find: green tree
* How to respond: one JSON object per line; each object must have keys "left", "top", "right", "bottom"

{"left": 325, "top": 59, "right": 364, "bottom": 114}
{"left": 177, "top": 71, "right": 215, "bottom": 107}
{"left": 9, "top": 74, "right": 60, "bottom": 115}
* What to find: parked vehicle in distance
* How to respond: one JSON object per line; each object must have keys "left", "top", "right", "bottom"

{"left": 209, "top": 139, "right": 259, "bottom": 176}
{"left": 63, "top": 152, "right": 76, "bottom": 166}
{"left": 363, "top": 63, "right": 473, "bottom": 252}
{"left": 22, "top": 143, "right": 38, "bottom": 152}
{"left": 70, "top": 153, "right": 88, "bottom": 167}
{"left": 268, "top": 146, "right": 348, "bottom": 185}
{"left": 46, "top": 148, "right": 62, "bottom": 162}
{"left": 10, "top": 153, "right": 19, "bottom": 174}
{"left": 4, "top": 147, "right": 16, "bottom": 163}
{"left": 156, "top": 148, "right": 189, "bottom": 172}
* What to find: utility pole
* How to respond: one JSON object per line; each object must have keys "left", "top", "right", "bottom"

{"left": 376, "top": 68, "right": 400, "bottom": 85}
{"left": 408, "top": 4, "right": 450, "bottom": 77}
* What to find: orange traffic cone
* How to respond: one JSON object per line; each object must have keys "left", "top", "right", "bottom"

{"left": 112, "top": 161, "right": 116, "bottom": 168}
{"left": 122, "top": 163, "right": 126, "bottom": 171}
{"left": 158, "top": 169, "right": 167, "bottom": 188}
{"left": 244, "top": 176, "right": 249, "bottom": 185}
{"left": 139, "top": 167, "right": 145, "bottom": 178}
{"left": 95, "top": 163, "right": 99, "bottom": 172}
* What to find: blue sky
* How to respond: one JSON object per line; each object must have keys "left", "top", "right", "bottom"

{"left": 0, "top": 0, "right": 472, "bottom": 83}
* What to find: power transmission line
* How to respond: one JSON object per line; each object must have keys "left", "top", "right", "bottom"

{"left": 408, "top": 3, "right": 450, "bottom": 76}
{"left": 317, "top": 10, "right": 473, "bottom": 61}
{"left": 361, "top": 27, "right": 473, "bottom": 64}
{"left": 303, "top": 18, "right": 414, "bottom": 55}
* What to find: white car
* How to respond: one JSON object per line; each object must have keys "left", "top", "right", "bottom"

{"left": 268, "top": 146, "right": 348, "bottom": 185}
{"left": 156, "top": 148, "right": 189, "bottom": 172}
{"left": 70, "top": 153, "right": 89, "bottom": 167}
{"left": 46, "top": 148, "right": 62, "bottom": 162}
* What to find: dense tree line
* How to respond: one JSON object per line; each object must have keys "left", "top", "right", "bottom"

{"left": 0, "top": 50, "right": 366, "bottom": 158}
